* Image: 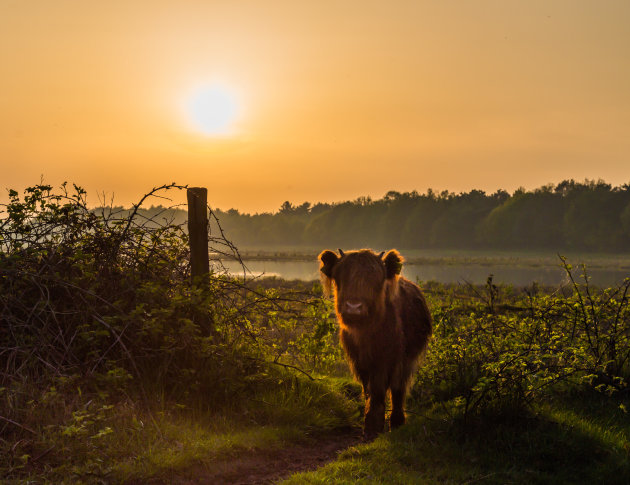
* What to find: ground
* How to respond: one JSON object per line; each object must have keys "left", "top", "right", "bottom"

{"left": 133, "top": 430, "right": 363, "bottom": 485}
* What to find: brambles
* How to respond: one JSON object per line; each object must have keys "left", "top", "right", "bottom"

{"left": 0, "top": 183, "right": 337, "bottom": 480}
{"left": 412, "top": 271, "right": 630, "bottom": 418}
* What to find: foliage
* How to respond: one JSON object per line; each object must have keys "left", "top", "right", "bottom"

{"left": 206, "top": 178, "right": 630, "bottom": 252}
{"left": 281, "top": 391, "right": 630, "bottom": 485}
{"left": 478, "top": 186, "right": 564, "bottom": 248}
{"left": 0, "top": 182, "right": 341, "bottom": 481}
{"left": 3, "top": 181, "right": 630, "bottom": 482}
{"left": 412, "top": 264, "right": 630, "bottom": 418}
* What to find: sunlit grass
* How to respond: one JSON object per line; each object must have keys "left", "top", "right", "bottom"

{"left": 281, "top": 392, "right": 630, "bottom": 485}
{"left": 2, "top": 372, "right": 361, "bottom": 483}
{"left": 115, "top": 420, "right": 302, "bottom": 483}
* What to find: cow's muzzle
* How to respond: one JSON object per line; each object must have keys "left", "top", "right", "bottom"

{"left": 343, "top": 300, "right": 366, "bottom": 316}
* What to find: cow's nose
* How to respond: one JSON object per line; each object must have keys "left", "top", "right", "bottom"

{"left": 345, "top": 300, "right": 364, "bottom": 314}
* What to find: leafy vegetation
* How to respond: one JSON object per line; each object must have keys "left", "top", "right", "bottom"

{"left": 284, "top": 272, "right": 630, "bottom": 484}
{"left": 2, "top": 182, "right": 629, "bottom": 483}
{"left": 282, "top": 391, "right": 630, "bottom": 484}
{"left": 414, "top": 266, "right": 630, "bottom": 419}
{"left": 88, "top": 179, "right": 630, "bottom": 253}
{"left": 207, "top": 179, "right": 630, "bottom": 252}
{"left": 0, "top": 183, "right": 350, "bottom": 482}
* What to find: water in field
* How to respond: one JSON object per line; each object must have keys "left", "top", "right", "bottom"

{"left": 215, "top": 258, "right": 630, "bottom": 287}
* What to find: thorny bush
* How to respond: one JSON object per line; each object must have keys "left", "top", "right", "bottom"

{"left": 413, "top": 267, "right": 630, "bottom": 418}
{"left": 0, "top": 183, "right": 335, "bottom": 450}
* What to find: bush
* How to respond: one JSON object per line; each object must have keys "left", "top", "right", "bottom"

{"left": 0, "top": 183, "right": 336, "bottom": 443}
{"left": 413, "top": 268, "right": 630, "bottom": 417}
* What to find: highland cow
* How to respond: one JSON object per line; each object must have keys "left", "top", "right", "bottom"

{"left": 319, "top": 248, "right": 432, "bottom": 439}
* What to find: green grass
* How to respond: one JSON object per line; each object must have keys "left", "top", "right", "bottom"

{"left": 234, "top": 247, "right": 630, "bottom": 270}
{"left": 112, "top": 375, "right": 360, "bottom": 483}
{"left": 3, "top": 373, "right": 361, "bottom": 483}
{"left": 113, "top": 420, "right": 303, "bottom": 483}
{"left": 281, "top": 391, "right": 630, "bottom": 484}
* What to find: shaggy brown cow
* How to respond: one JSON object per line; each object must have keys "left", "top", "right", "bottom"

{"left": 319, "top": 248, "right": 432, "bottom": 439}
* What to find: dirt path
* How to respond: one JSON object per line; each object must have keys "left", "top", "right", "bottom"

{"left": 161, "top": 431, "right": 363, "bottom": 485}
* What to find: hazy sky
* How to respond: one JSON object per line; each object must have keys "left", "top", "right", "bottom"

{"left": 2, "top": 0, "right": 629, "bottom": 212}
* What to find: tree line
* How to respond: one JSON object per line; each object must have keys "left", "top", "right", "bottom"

{"left": 136, "top": 179, "right": 630, "bottom": 252}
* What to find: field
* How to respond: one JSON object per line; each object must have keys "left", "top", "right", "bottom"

{"left": 1, "top": 184, "right": 630, "bottom": 483}
{"left": 233, "top": 246, "right": 630, "bottom": 270}
{"left": 218, "top": 247, "right": 630, "bottom": 288}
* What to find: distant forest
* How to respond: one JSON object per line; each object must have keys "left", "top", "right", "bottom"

{"left": 135, "top": 180, "right": 630, "bottom": 252}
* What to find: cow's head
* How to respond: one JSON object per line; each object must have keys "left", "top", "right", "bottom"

{"left": 318, "top": 248, "right": 403, "bottom": 327}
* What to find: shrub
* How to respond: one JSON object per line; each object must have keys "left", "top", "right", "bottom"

{"left": 0, "top": 183, "right": 334, "bottom": 443}
{"left": 413, "top": 269, "right": 630, "bottom": 417}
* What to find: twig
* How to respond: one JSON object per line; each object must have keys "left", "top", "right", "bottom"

{"left": 30, "top": 445, "right": 55, "bottom": 463}
{"left": 0, "top": 415, "right": 37, "bottom": 435}
{"left": 271, "top": 360, "right": 317, "bottom": 381}
{"left": 247, "top": 356, "right": 318, "bottom": 381}
{"left": 460, "top": 473, "right": 498, "bottom": 484}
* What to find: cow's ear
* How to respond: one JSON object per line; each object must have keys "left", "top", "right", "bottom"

{"left": 319, "top": 250, "right": 338, "bottom": 297}
{"left": 319, "top": 250, "right": 339, "bottom": 278}
{"left": 384, "top": 249, "right": 403, "bottom": 279}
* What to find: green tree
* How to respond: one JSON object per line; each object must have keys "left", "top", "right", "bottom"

{"left": 479, "top": 186, "right": 564, "bottom": 249}
{"left": 563, "top": 180, "right": 627, "bottom": 250}
{"left": 400, "top": 191, "right": 446, "bottom": 248}
{"left": 429, "top": 190, "right": 502, "bottom": 248}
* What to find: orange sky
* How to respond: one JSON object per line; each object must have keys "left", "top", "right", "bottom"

{"left": 1, "top": 0, "right": 629, "bottom": 213}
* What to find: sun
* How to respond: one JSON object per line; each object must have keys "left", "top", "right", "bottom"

{"left": 184, "top": 84, "right": 240, "bottom": 136}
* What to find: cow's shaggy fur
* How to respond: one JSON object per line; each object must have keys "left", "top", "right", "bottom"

{"left": 319, "top": 248, "right": 432, "bottom": 439}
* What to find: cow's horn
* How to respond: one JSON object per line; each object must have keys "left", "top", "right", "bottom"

{"left": 377, "top": 251, "right": 385, "bottom": 259}
{"left": 338, "top": 249, "right": 345, "bottom": 257}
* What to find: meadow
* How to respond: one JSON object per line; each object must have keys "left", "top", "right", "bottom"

{"left": 1, "top": 184, "right": 629, "bottom": 483}
{"left": 216, "top": 249, "right": 630, "bottom": 287}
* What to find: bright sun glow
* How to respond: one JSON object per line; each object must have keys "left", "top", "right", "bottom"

{"left": 185, "top": 85, "right": 240, "bottom": 136}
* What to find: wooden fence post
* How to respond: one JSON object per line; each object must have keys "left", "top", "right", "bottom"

{"left": 187, "top": 187, "right": 209, "bottom": 284}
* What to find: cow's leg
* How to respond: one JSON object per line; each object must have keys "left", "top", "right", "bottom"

{"left": 390, "top": 362, "right": 409, "bottom": 430}
{"left": 364, "top": 377, "right": 386, "bottom": 440}
{"left": 390, "top": 386, "right": 406, "bottom": 429}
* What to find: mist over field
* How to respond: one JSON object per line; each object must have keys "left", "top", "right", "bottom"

{"left": 129, "top": 179, "right": 630, "bottom": 254}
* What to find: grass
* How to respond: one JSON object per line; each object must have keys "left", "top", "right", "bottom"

{"left": 114, "top": 419, "right": 303, "bottom": 483}
{"left": 281, "top": 390, "right": 630, "bottom": 484}
{"left": 233, "top": 247, "right": 630, "bottom": 270}
{"left": 2, "top": 373, "right": 361, "bottom": 483}
{"left": 5, "top": 338, "right": 630, "bottom": 485}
